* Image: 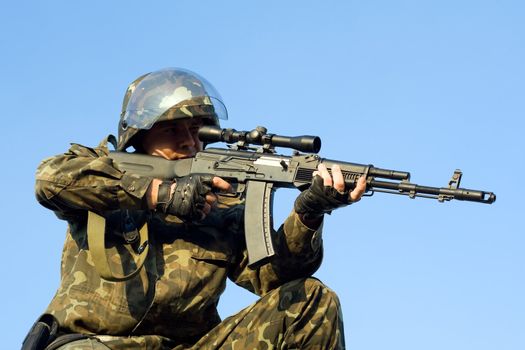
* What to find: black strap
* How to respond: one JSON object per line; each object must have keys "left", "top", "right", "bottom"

{"left": 21, "top": 314, "right": 59, "bottom": 350}
{"left": 156, "top": 181, "right": 174, "bottom": 212}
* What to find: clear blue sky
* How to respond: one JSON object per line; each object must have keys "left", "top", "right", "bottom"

{"left": 2, "top": 1, "right": 523, "bottom": 349}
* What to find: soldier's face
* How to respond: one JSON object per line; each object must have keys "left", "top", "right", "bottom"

{"left": 141, "top": 118, "right": 203, "bottom": 160}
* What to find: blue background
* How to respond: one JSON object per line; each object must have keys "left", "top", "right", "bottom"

{"left": 2, "top": 1, "right": 523, "bottom": 349}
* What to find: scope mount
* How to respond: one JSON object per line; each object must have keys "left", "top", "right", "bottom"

{"left": 227, "top": 126, "right": 275, "bottom": 153}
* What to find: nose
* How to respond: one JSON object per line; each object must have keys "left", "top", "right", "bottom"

{"left": 178, "top": 124, "right": 196, "bottom": 148}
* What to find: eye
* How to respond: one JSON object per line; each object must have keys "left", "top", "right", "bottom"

{"left": 163, "top": 127, "right": 178, "bottom": 134}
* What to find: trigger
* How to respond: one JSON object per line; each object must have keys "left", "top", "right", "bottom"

{"left": 218, "top": 182, "right": 245, "bottom": 197}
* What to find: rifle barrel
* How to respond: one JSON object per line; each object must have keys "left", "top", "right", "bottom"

{"left": 370, "top": 179, "right": 496, "bottom": 204}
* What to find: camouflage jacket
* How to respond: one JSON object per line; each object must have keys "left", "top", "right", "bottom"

{"left": 35, "top": 139, "right": 324, "bottom": 349}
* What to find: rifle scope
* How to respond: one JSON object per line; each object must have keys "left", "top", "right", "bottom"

{"left": 199, "top": 126, "right": 321, "bottom": 153}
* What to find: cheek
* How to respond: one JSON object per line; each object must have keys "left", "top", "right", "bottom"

{"left": 142, "top": 133, "right": 174, "bottom": 153}
{"left": 152, "top": 134, "right": 173, "bottom": 148}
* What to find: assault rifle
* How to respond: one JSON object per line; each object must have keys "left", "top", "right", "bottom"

{"left": 109, "top": 126, "right": 496, "bottom": 266}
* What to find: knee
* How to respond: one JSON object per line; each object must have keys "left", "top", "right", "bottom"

{"left": 303, "top": 277, "right": 338, "bottom": 298}
{"left": 279, "top": 278, "right": 345, "bottom": 348}
{"left": 304, "top": 278, "right": 342, "bottom": 316}
{"left": 278, "top": 277, "right": 342, "bottom": 316}
{"left": 287, "top": 277, "right": 339, "bottom": 299}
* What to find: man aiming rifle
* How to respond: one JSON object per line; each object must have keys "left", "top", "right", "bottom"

{"left": 24, "top": 67, "right": 367, "bottom": 350}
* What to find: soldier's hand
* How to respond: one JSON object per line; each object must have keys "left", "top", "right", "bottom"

{"left": 324, "top": 164, "right": 366, "bottom": 203}
{"left": 155, "top": 175, "right": 231, "bottom": 221}
{"left": 294, "top": 164, "right": 366, "bottom": 221}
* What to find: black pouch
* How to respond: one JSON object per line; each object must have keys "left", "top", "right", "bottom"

{"left": 21, "top": 314, "right": 59, "bottom": 350}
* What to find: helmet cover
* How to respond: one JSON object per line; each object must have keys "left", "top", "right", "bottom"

{"left": 118, "top": 67, "right": 227, "bottom": 151}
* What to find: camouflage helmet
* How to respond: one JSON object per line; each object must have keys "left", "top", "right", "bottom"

{"left": 118, "top": 67, "right": 227, "bottom": 151}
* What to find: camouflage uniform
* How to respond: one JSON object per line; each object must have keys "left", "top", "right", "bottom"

{"left": 35, "top": 139, "right": 345, "bottom": 349}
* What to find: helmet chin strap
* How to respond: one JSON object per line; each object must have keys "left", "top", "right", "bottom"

{"left": 107, "top": 134, "right": 118, "bottom": 150}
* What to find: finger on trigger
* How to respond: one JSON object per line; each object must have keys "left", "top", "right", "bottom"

{"left": 212, "top": 176, "right": 232, "bottom": 192}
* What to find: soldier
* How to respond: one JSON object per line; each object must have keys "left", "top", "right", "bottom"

{"left": 26, "top": 67, "right": 366, "bottom": 350}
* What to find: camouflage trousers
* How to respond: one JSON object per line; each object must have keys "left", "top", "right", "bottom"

{"left": 189, "top": 277, "right": 345, "bottom": 350}
{"left": 56, "top": 278, "right": 344, "bottom": 350}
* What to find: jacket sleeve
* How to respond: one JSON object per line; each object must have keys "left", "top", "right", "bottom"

{"left": 35, "top": 139, "right": 153, "bottom": 221}
{"left": 225, "top": 196, "right": 324, "bottom": 296}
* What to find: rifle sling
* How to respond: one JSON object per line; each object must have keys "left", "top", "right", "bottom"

{"left": 87, "top": 211, "right": 149, "bottom": 282}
